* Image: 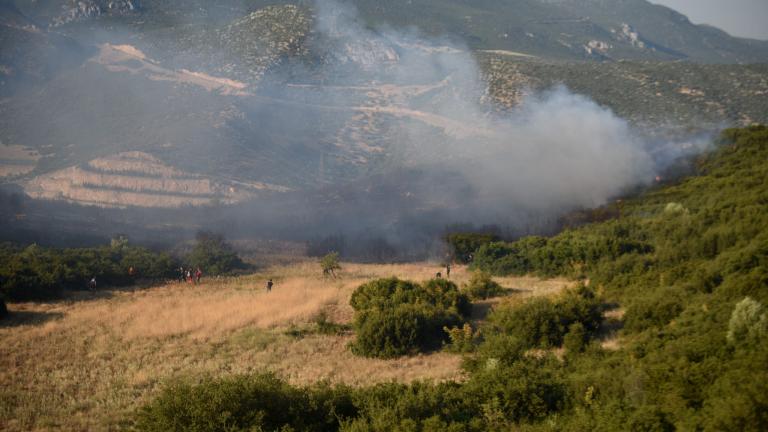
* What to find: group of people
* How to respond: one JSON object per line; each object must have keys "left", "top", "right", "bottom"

{"left": 178, "top": 266, "right": 203, "bottom": 284}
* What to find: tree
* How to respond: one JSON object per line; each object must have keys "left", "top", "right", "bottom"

{"left": 320, "top": 252, "right": 341, "bottom": 278}
{"left": 186, "top": 231, "right": 244, "bottom": 276}
{"left": 727, "top": 297, "right": 768, "bottom": 348}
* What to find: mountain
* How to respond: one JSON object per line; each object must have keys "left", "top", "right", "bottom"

{"left": 11, "top": 0, "right": 768, "bottom": 63}
{"left": 0, "top": 2, "right": 91, "bottom": 95}
{"left": 0, "top": 0, "right": 766, "bottom": 234}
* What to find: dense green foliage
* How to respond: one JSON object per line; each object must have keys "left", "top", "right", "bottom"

{"left": 137, "top": 127, "right": 768, "bottom": 430}
{"left": 470, "top": 125, "right": 768, "bottom": 429}
{"left": 485, "top": 286, "right": 603, "bottom": 349}
{"left": 136, "top": 373, "right": 357, "bottom": 432}
{"left": 349, "top": 277, "right": 470, "bottom": 358}
{"left": 186, "top": 231, "right": 245, "bottom": 276}
{"left": 462, "top": 270, "right": 504, "bottom": 300}
{"left": 0, "top": 238, "right": 176, "bottom": 300}
{"left": 444, "top": 232, "right": 499, "bottom": 264}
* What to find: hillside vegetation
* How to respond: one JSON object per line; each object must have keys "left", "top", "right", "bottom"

{"left": 135, "top": 126, "right": 768, "bottom": 431}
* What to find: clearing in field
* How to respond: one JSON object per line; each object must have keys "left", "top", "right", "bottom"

{"left": 0, "top": 261, "right": 570, "bottom": 431}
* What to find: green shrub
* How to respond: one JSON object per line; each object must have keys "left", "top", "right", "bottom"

{"left": 350, "top": 278, "right": 470, "bottom": 317}
{"left": 443, "top": 323, "right": 477, "bottom": 353}
{"left": 701, "top": 360, "right": 768, "bottom": 432}
{"left": 726, "top": 297, "right": 768, "bottom": 348}
{"left": 468, "top": 333, "right": 527, "bottom": 371}
{"left": 349, "top": 278, "right": 470, "bottom": 358}
{"left": 345, "top": 381, "right": 477, "bottom": 431}
{"left": 445, "top": 232, "right": 499, "bottom": 263}
{"left": 351, "top": 304, "right": 462, "bottom": 358}
{"left": 487, "top": 287, "right": 602, "bottom": 348}
{"left": 0, "top": 241, "right": 177, "bottom": 300}
{"left": 556, "top": 285, "right": 604, "bottom": 335}
{"left": 420, "top": 278, "right": 472, "bottom": 317}
{"left": 320, "top": 252, "right": 341, "bottom": 277}
{"left": 186, "top": 231, "right": 244, "bottom": 276}
{"left": 624, "top": 288, "right": 684, "bottom": 332}
{"left": 488, "top": 297, "right": 562, "bottom": 348}
{"left": 564, "top": 322, "right": 587, "bottom": 354}
{"left": 136, "top": 373, "right": 356, "bottom": 432}
{"left": 628, "top": 406, "right": 675, "bottom": 432}
{"left": 465, "top": 356, "right": 566, "bottom": 423}
{"left": 349, "top": 277, "right": 422, "bottom": 311}
{"left": 463, "top": 271, "right": 504, "bottom": 300}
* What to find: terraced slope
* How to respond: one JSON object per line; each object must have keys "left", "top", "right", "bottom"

{"left": 22, "top": 152, "right": 287, "bottom": 208}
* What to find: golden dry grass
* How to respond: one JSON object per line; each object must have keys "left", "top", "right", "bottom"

{"left": 0, "top": 260, "right": 570, "bottom": 431}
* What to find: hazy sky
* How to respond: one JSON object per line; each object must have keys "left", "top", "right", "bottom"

{"left": 652, "top": 0, "right": 768, "bottom": 40}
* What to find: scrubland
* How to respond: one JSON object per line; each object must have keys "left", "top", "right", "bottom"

{"left": 0, "top": 261, "right": 567, "bottom": 431}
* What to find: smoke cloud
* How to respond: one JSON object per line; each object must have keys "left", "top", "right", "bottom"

{"left": 2, "top": 0, "right": 713, "bottom": 257}
{"left": 296, "top": 0, "right": 660, "bottom": 224}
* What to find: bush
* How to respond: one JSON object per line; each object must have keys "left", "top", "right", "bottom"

{"left": 349, "top": 277, "right": 422, "bottom": 311}
{"left": 136, "top": 373, "right": 357, "bottom": 432}
{"left": 465, "top": 356, "right": 566, "bottom": 423}
{"left": 351, "top": 304, "right": 463, "bottom": 358}
{"left": 564, "top": 322, "right": 588, "bottom": 354}
{"left": 624, "top": 288, "right": 684, "bottom": 332}
{"left": 727, "top": 297, "right": 768, "bottom": 348}
{"left": 468, "top": 333, "right": 527, "bottom": 370}
{"left": 349, "top": 278, "right": 470, "bottom": 358}
{"left": 445, "top": 232, "right": 499, "bottom": 263}
{"left": 628, "top": 406, "right": 675, "bottom": 432}
{"left": 487, "top": 286, "right": 602, "bottom": 348}
{"left": 320, "top": 252, "right": 341, "bottom": 277}
{"left": 444, "top": 323, "right": 477, "bottom": 353}
{"left": 463, "top": 271, "right": 504, "bottom": 300}
{"left": 0, "top": 241, "right": 177, "bottom": 300}
{"left": 489, "top": 297, "right": 562, "bottom": 348}
{"left": 350, "top": 278, "right": 470, "bottom": 316}
{"left": 186, "top": 231, "right": 244, "bottom": 275}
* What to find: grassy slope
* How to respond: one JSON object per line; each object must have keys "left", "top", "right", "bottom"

{"left": 0, "top": 261, "right": 567, "bottom": 431}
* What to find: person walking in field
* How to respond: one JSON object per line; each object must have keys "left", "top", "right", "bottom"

{"left": 88, "top": 277, "right": 97, "bottom": 291}
{"left": 195, "top": 267, "right": 202, "bottom": 284}
{"left": 178, "top": 266, "right": 185, "bottom": 283}
{"left": 446, "top": 263, "right": 451, "bottom": 278}
{"left": 266, "top": 278, "right": 273, "bottom": 292}
{"left": 186, "top": 269, "right": 193, "bottom": 284}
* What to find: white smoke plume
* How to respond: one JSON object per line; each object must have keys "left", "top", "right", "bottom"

{"left": 309, "top": 0, "right": 662, "bottom": 226}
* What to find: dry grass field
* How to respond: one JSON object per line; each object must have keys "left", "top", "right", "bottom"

{"left": 0, "top": 260, "right": 570, "bottom": 431}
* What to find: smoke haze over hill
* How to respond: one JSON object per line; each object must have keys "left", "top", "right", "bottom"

{"left": 0, "top": 0, "right": 717, "bottom": 257}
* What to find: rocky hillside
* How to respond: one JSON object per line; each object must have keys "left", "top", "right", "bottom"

{"left": 0, "top": 3, "right": 91, "bottom": 95}
{"left": 12, "top": 0, "right": 768, "bottom": 63}
{"left": 479, "top": 54, "right": 768, "bottom": 127}
{"left": 23, "top": 151, "right": 286, "bottom": 208}
{"left": 1, "top": 1, "right": 767, "bottom": 213}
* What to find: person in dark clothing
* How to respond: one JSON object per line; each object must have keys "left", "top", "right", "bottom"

{"left": 195, "top": 268, "right": 202, "bottom": 284}
{"left": 178, "top": 267, "right": 185, "bottom": 283}
{"left": 266, "top": 279, "right": 274, "bottom": 292}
